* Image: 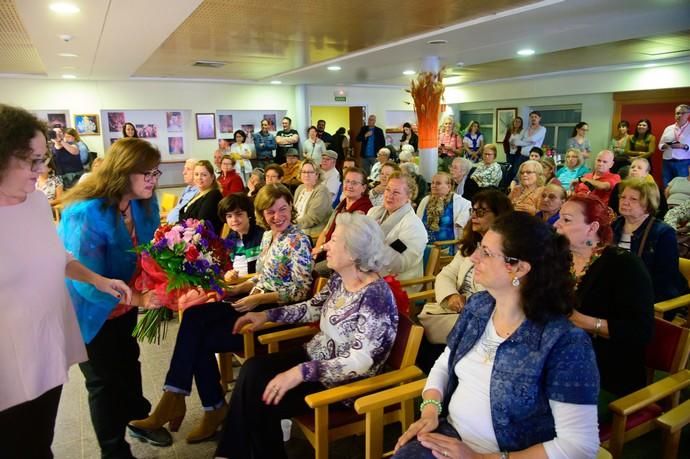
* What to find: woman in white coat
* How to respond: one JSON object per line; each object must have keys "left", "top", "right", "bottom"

{"left": 367, "top": 172, "right": 427, "bottom": 283}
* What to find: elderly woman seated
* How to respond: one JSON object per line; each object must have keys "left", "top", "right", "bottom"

{"left": 416, "top": 172, "right": 471, "bottom": 261}
{"left": 467, "top": 144, "right": 503, "bottom": 197}
{"left": 508, "top": 160, "right": 545, "bottom": 215}
{"left": 245, "top": 168, "right": 265, "bottom": 200}
{"left": 536, "top": 183, "right": 567, "bottom": 225}
{"left": 294, "top": 159, "right": 333, "bottom": 240}
{"left": 556, "top": 148, "right": 590, "bottom": 187}
{"left": 609, "top": 157, "right": 668, "bottom": 217}
{"left": 418, "top": 190, "right": 513, "bottom": 372}
{"left": 129, "top": 184, "right": 313, "bottom": 444}
{"left": 555, "top": 195, "right": 654, "bottom": 398}
{"left": 394, "top": 212, "right": 600, "bottom": 459}
{"left": 611, "top": 178, "right": 688, "bottom": 303}
{"left": 369, "top": 161, "right": 400, "bottom": 207}
{"left": 368, "top": 172, "right": 428, "bottom": 282}
{"left": 214, "top": 213, "right": 399, "bottom": 458}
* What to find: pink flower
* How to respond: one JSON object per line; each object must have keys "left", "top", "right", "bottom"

{"left": 164, "top": 229, "right": 182, "bottom": 250}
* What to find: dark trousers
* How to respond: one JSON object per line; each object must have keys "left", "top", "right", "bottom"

{"left": 362, "top": 156, "right": 377, "bottom": 176}
{"left": 80, "top": 308, "right": 150, "bottom": 459}
{"left": 215, "top": 347, "right": 324, "bottom": 459}
{"left": 0, "top": 385, "right": 62, "bottom": 459}
{"left": 392, "top": 420, "right": 461, "bottom": 458}
{"left": 164, "top": 302, "right": 245, "bottom": 408}
{"left": 505, "top": 153, "right": 526, "bottom": 184}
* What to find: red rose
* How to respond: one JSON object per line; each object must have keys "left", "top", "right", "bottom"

{"left": 185, "top": 245, "right": 200, "bottom": 261}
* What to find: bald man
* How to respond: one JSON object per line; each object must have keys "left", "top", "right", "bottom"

{"left": 572, "top": 150, "right": 620, "bottom": 205}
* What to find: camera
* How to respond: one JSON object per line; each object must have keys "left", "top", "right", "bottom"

{"left": 48, "top": 130, "right": 57, "bottom": 140}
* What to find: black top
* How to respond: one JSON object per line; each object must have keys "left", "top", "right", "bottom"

{"left": 178, "top": 188, "right": 223, "bottom": 234}
{"left": 275, "top": 129, "right": 299, "bottom": 164}
{"left": 356, "top": 125, "right": 385, "bottom": 158}
{"left": 52, "top": 145, "right": 84, "bottom": 175}
{"left": 576, "top": 246, "right": 655, "bottom": 396}
{"left": 400, "top": 131, "right": 419, "bottom": 151}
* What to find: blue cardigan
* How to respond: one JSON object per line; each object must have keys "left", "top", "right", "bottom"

{"left": 443, "top": 291, "right": 599, "bottom": 451}
{"left": 58, "top": 197, "right": 159, "bottom": 343}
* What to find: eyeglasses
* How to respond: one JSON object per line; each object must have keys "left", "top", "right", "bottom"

{"left": 470, "top": 207, "right": 492, "bottom": 217}
{"left": 541, "top": 193, "right": 563, "bottom": 200}
{"left": 520, "top": 170, "right": 537, "bottom": 175}
{"left": 344, "top": 180, "right": 363, "bottom": 186}
{"left": 475, "top": 245, "right": 520, "bottom": 265}
{"left": 26, "top": 156, "right": 50, "bottom": 172}
{"left": 141, "top": 169, "right": 162, "bottom": 181}
{"left": 301, "top": 170, "right": 316, "bottom": 175}
{"left": 676, "top": 112, "right": 689, "bottom": 116}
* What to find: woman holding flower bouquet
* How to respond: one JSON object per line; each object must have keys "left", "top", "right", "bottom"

{"left": 58, "top": 138, "right": 170, "bottom": 457}
{"left": 130, "top": 183, "right": 314, "bottom": 444}
{"left": 216, "top": 212, "right": 399, "bottom": 459}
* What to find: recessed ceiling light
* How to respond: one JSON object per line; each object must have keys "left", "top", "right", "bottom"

{"left": 402, "top": 70, "right": 416, "bottom": 76}
{"left": 270, "top": 80, "right": 282, "bottom": 85}
{"left": 455, "top": 61, "right": 465, "bottom": 67}
{"left": 327, "top": 65, "right": 341, "bottom": 71}
{"left": 58, "top": 53, "right": 78, "bottom": 58}
{"left": 49, "top": 3, "right": 80, "bottom": 14}
{"left": 517, "top": 48, "right": 535, "bottom": 56}
{"left": 62, "top": 74, "right": 77, "bottom": 79}
{"left": 427, "top": 39, "right": 448, "bottom": 45}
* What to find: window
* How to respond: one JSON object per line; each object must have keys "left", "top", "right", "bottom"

{"left": 459, "top": 110, "right": 493, "bottom": 146}
{"left": 531, "top": 105, "right": 582, "bottom": 155}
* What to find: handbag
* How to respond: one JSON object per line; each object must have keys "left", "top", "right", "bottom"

{"left": 418, "top": 302, "right": 459, "bottom": 344}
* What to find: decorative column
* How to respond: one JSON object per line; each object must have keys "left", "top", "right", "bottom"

{"left": 410, "top": 56, "right": 444, "bottom": 182}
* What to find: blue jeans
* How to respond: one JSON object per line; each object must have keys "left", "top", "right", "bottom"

{"left": 663, "top": 159, "right": 690, "bottom": 187}
{"left": 392, "top": 419, "right": 462, "bottom": 458}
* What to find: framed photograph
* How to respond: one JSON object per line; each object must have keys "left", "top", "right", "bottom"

{"left": 218, "top": 114, "right": 234, "bottom": 134}
{"left": 74, "top": 114, "right": 100, "bottom": 136}
{"left": 136, "top": 124, "right": 159, "bottom": 138}
{"left": 47, "top": 113, "right": 67, "bottom": 129}
{"left": 196, "top": 113, "right": 216, "bottom": 140}
{"left": 107, "top": 112, "right": 125, "bottom": 132}
{"left": 495, "top": 108, "right": 517, "bottom": 142}
{"left": 168, "top": 136, "right": 185, "bottom": 155}
{"left": 262, "top": 114, "right": 276, "bottom": 131}
{"left": 166, "top": 111, "right": 183, "bottom": 132}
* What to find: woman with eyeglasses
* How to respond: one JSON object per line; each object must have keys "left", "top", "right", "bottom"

{"left": 0, "top": 105, "right": 131, "bottom": 458}
{"left": 536, "top": 183, "right": 567, "bottom": 226}
{"left": 508, "top": 160, "right": 545, "bottom": 215}
{"left": 178, "top": 160, "right": 223, "bottom": 233}
{"left": 58, "top": 137, "right": 169, "bottom": 455}
{"left": 294, "top": 159, "right": 333, "bottom": 240}
{"left": 369, "top": 161, "right": 400, "bottom": 207}
{"left": 417, "top": 190, "right": 513, "bottom": 372}
{"left": 395, "top": 212, "right": 600, "bottom": 459}
{"left": 566, "top": 122, "right": 592, "bottom": 161}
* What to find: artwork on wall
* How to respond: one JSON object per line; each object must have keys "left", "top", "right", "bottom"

{"left": 136, "top": 124, "right": 159, "bottom": 138}
{"left": 47, "top": 113, "right": 68, "bottom": 129}
{"left": 241, "top": 124, "right": 255, "bottom": 144}
{"left": 108, "top": 112, "right": 126, "bottom": 132}
{"left": 166, "top": 111, "right": 183, "bottom": 132}
{"left": 218, "top": 114, "right": 234, "bottom": 134}
{"left": 74, "top": 114, "right": 100, "bottom": 136}
{"left": 495, "top": 107, "right": 517, "bottom": 142}
{"left": 196, "top": 113, "right": 216, "bottom": 139}
{"left": 262, "top": 114, "right": 276, "bottom": 130}
{"left": 168, "top": 136, "right": 184, "bottom": 155}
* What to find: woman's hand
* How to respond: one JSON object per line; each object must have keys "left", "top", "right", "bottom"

{"left": 224, "top": 269, "right": 238, "bottom": 283}
{"left": 231, "top": 292, "right": 264, "bottom": 313}
{"left": 232, "top": 311, "right": 269, "bottom": 334}
{"left": 178, "top": 288, "right": 219, "bottom": 310}
{"left": 446, "top": 294, "right": 465, "bottom": 313}
{"left": 394, "top": 408, "right": 440, "bottom": 452}
{"left": 262, "top": 366, "right": 303, "bottom": 405}
{"left": 418, "top": 433, "right": 481, "bottom": 459}
{"left": 93, "top": 276, "right": 132, "bottom": 304}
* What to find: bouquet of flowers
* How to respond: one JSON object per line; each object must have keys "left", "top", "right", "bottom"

{"left": 132, "top": 219, "right": 233, "bottom": 343}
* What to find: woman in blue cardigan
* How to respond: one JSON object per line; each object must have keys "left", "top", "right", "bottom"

{"left": 394, "top": 212, "right": 600, "bottom": 459}
{"left": 58, "top": 138, "right": 168, "bottom": 456}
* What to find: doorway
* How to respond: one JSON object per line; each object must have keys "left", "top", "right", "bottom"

{"left": 310, "top": 105, "right": 367, "bottom": 164}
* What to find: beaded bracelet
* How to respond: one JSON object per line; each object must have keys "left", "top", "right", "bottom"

{"left": 419, "top": 399, "right": 442, "bottom": 415}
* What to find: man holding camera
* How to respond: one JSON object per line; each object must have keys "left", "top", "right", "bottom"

{"left": 660, "top": 104, "right": 690, "bottom": 186}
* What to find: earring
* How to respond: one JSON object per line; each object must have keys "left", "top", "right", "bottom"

{"left": 512, "top": 277, "right": 520, "bottom": 287}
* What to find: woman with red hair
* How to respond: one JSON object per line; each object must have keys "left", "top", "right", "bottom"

{"left": 555, "top": 195, "right": 654, "bottom": 397}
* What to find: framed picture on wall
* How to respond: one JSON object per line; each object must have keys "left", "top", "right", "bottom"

{"left": 196, "top": 113, "right": 216, "bottom": 140}
{"left": 495, "top": 108, "right": 517, "bottom": 142}
{"left": 74, "top": 114, "right": 100, "bottom": 136}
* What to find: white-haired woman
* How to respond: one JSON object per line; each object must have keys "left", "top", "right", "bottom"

{"left": 508, "top": 160, "right": 545, "bottom": 215}
{"left": 556, "top": 148, "right": 590, "bottom": 187}
{"left": 294, "top": 159, "right": 332, "bottom": 239}
{"left": 217, "top": 213, "right": 399, "bottom": 458}
{"left": 399, "top": 145, "right": 419, "bottom": 174}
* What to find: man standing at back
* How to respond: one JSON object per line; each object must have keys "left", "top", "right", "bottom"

{"left": 167, "top": 158, "right": 199, "bottom": 224}
{"left": 316, "top": 119, "right": 332, "bottom": 146}
{"left": 659, "top": 104, "right": 690, "bottom": 186}
{"left": 275, "top": 116, "right": 299, "bottom": 166}
{"left": 253, "top": 118, "right": 277, "bottom": 170}
{"left": 356, "top": 114, "right": 385, "bottom": 175}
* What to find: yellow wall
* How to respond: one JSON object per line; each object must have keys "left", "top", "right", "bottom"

{"left": 310, "top": 105, "right": 350, "bottom": 132}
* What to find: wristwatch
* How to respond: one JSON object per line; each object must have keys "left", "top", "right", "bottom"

{"left": 500, "top": 452, "right": 510, "bottom": 459}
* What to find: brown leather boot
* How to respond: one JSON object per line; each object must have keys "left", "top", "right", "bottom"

{"left": 185, "top": 404, "right": 229, "bottom": 443}
{"left": 129, "top": 391, "right": 186, "bottom": 432}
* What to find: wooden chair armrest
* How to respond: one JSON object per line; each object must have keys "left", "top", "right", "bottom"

{"left": 399, "top": 276, "right": 436, "bottom": 288}
{"left": 239, "top": 321, "right": 282, "bottom": 334}
{"left": 432, "top": 239, "right": 459, "bottom": 248}
{"left": 355, "top": 378, "right": 427, "bottom": 414}
{"left": 304, "top": 366, "right": 424, "bottom": 408}
{"left": 655, "top": 398, "right": 690, "bottom": 435}
{"left": 408, "top": 290, "right": 435, "bottom": 303}
{"left": 609, "top": 370, "right": 690, "bottom": 416}
{"left": 229, "top": 273, "right": 256, "bottom": 285}
{"left": 257, "top": 325, "right": 318, "bottom": 346}
{"left": 654, "top": 294, "right": 690, "bottom": 314}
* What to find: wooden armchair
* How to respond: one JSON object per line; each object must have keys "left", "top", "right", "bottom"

{"left": 656, "top": 397, "right": 690, "bottom": 459}
{"left": 257, "top": 311, "right": 425, "bottom": 459}
{"left": 654, "top": 257, "right": 690, "bottom": 325}
{"left": 601, "top": 318, "right": 690, "bottom": 459}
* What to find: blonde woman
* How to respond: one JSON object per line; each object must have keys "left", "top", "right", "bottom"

{"left": 508, "top": 160, "right": 545, "bottom": 215}
{"left": 556, "top": 148, "right": 590, "bottom": 186}
{"left": 294, "top": 159, "right": 332, "bottom": 239}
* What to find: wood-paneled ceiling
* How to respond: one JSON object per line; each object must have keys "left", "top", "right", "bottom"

{"left": 3, "top": 0, "right": 690, "bottom": 86}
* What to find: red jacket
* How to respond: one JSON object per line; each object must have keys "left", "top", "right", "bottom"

{"left": 218, "top": 170, "right": 244, "bottom": 196}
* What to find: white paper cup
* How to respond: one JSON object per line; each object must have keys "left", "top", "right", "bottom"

{"left": 281, "top": 419, "right": 292, "bottom": 442}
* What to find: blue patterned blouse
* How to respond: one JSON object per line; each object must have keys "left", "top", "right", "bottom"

{"left": 443, "top": 291, "right": 599, "bottom": 451}
{"left": 252, "top": 223, "right": 313, "bottom": 303}
{"left": 266, "top": 274, "right": 398, "bottom": 388}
